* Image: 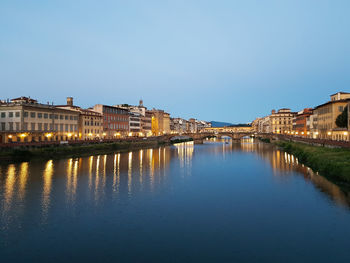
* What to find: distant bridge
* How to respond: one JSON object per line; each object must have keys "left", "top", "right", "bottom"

{"left": 164, "top": 132, "right": 256, "bottom": 143}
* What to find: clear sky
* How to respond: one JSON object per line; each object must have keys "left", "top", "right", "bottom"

{"left": 1, "top": 0, "right": 349, "bottom": 123}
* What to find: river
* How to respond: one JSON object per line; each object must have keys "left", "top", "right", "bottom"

{"left": 1, "top": 139, "right": 350, "bottom": 262}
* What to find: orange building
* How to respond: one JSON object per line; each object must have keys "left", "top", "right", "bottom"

{"left": 293, "top": 108, "right": 313, "bottom": 136}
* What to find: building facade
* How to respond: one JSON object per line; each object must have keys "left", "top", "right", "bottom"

{"left": 150, "top": 109, "right": 171, "bottom": 135}
{"left": 129, "top": 112, "right": 141, "bottom": 135}
{"left": 313, "top": 92, "right": 350, "bottom": 140}
{"left": 0, "top": 97, "right": 79, "bottom": 143}
{"left": 115, "top": 101, "right": 152, "bottom": 136}
{"left": 293, "top": 108, "right": 313, "bottom": 136}
{"left": 92, "top": 104, "right": 129, "bottom": 138}
{"left": 56, "top": 97, "right": 103, "bottom": 140}
{"left": 270, "top": 108, "right": 296, "bottom": 134}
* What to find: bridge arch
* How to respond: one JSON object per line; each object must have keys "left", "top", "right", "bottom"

{"left": 166, "top": 132, "right": 254, "bottom": 142}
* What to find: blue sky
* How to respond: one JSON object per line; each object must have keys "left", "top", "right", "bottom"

{"left": 1, "top": 0, "right": 349, "bottom": 123}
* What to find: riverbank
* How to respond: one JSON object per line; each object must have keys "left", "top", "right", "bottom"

{"left": 275, "top": 141, "right": 350, "bottom": 186}
{"left": 0, "top": 138, "right": 193, "bottom": 163}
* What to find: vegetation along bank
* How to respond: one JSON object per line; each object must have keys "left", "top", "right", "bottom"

{"left": 276, "top": 141, "right": 350, "bottom": 186}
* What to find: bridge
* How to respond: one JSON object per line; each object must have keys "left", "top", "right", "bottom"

{"left": 164, "top": 131, "right": 256, "bottom": 144}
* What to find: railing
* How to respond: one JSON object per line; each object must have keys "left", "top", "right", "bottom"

{"left": 273, "top": 134, "right": 350, "bottom": 148}
{"left": 0, "top": 136, "right": 160, "bottom": 149}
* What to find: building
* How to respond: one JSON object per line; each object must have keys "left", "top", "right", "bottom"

{"left": 313, "top": 92, "right": 350, "bottom": 140}
{"left": 171, "top": 118, "right": 188, "bottom": 134}
{"left": 115, "top": 100, "right": 152, "bottom": 136}
{"left": 143, "top": 111, "right": 153, "bottom": 136}
{"left": 188, "top": 118, "right": 198, "bottom": 133}
{"left": 292, "top": 108, "right": 313, "bottom": 136}
{"left": 0, "top": 96, "right": 79, "bottom": 143}
{"left": 56, "top": 97, "right": 103, "bottom": 140}
{"left": 129, "top": 112, "right": 141, "bottom": 135}
{"left": 149, "top": 109, "right": 171, "bottom": 135}
{"left": 348, "top": 101, "right": 350, "bottom": 133}
{"left": 92, "top": 104, "right": 129, "bottom": 138}
{"left": 251, "top": 117, "right": 262, "bottom": 133}
{"left": 196, "top": 120, "right": 211, "bottom": 132}
{"left": 270, "top": 108, "right": 296, "bottom": 134}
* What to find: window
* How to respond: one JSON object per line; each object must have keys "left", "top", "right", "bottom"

{"left": 60, "top": 124, "right": 63, "bottom": 131}
{"left": 65, "top": 124, "right": 68, "bottom": 131}
{"left": 44, "top": 113, "right": 48, "bottom": 119}
{"left": 0, "top": 112, "right": 5, "bottom": 118}
{"left": 31, "top": 123, "right": 35, "bottom": 130}
{"left": 60, "top": 115, "right": 64, "bottom": 120}
{"left": 15, "top": 122, "right": 20, "bottom": 130}
{"left": 70, "top": 116, "right": 73, "bottom": 120}
{"left": 24, "top": 111, "right": 28, "bottom": 117}
{"left": 339, "top": 106, "right": 344, "bottom": 112}
{"left": 1, "top": 122, "right": 5, "bottom": 131}
{"left": 22, "top": 122, "right": 27, "bottom": 130}
{"left": 9, "top": 112, "right": 13, "bottom": 117}
{"left": 44, "top": 123, "right": 48, "bottom": 130}
{"left": 30, "top": 112, "right": 36, "bottom": 118}
{"left": 49, "top": 114, "right": 53, "bottom": 119}
{"left": 55, "top": 124, "right": 58, "bottom": 131}
{"left": 65, "top": 115, "right": 68, "bottom": 120}
{"left": 15, "top": 112, "right": 20, "bottom": 117}
{"left": 38, "top": 123, "right": 42, "bottom": 130}
{"left": 38, "top": 113, "right": 42, "bottom": 118}
{"left": 54, "top": 114, "right": 58, "bottom": 119}
{"left": 49, "top": 123, "right": 53, "bottom": 130}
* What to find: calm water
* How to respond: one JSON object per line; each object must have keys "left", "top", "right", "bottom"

{"left": 1, "top": 139, "right": 350, "bottom": 262}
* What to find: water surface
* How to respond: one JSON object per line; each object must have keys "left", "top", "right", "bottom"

{"left": 1, "top": 139, "right": 350, "bottom": 262}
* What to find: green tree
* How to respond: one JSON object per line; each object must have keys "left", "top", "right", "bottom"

{"left": 335, "top": 106, "right": 348, "bottom": 128}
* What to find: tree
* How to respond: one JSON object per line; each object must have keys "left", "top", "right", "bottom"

{"left": 335, "top": 106, "right": 348, "bottom": 128}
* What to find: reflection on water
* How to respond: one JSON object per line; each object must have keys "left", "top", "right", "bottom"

{"left": 1, "top": 140, "right": 350, "bottom": 261}
{"left": 42, "top": 160, "right": 53, "bottom": 222}
{"left": 0, "top": 140, "right": 349, "bottom": 222}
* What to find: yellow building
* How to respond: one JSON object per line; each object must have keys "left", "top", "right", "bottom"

{"left": 0, "top": 97, "right": 79, "bottom": 143}
{"left": 150, "top": 109, "right": 171, "bottom": 135}
{"left": 314, "top": 92, "right": 350, "bottom": 140}
{"left": 270, "top": 108, "right": 296, "bottom": 134}
{"left": 56, "top": 97, "right": 103, "bottom": 140}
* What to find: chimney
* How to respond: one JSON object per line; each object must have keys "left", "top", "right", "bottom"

{"left": 67, "top": 97, "right": 73, "bottom": 106}
{"left": 139, "top": 99, "right": 143, "bottom": 107}
{"left": 271, "top": 109, "right": 276, "bottom": 114}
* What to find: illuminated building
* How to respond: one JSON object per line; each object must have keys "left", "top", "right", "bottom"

{"left": 115, "top": 100, "right": 151, "bottom": 136}
{"left": 92, "top": 104, "right": 129, "bottom": 138}
{"left": 129, "top": 112, "right": 141, "bottom": 135}
{"left": 292, "top": 108, "right": 313, "bottom": 136}
{"left": 149, "top": 109, "right": 171, "bottom": 135}
{"left": 269, "top": 108, "right": 296, "bottom": 134}
{"left": 313, "top": 92, "right": 350, "bottom": 140}
{"left": 56, "top": 97, "right": 103, "bottom": 140}
{"left": 0, "top": 96, "right": 79, "bottom": 143}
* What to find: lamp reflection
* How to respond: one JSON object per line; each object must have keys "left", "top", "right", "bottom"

{"left": 3, "top": 164, "right": 16, "bottom": 213}
{"left": 139, "top": 150, "right": 143, "bottom": 185}
{"left": 128, "top": 152, "right": 132, "bottom": 196}
{"left": 42, "top": 160, "right": 53, "bottom": 221}
{"left": 18, "top": 162, "right": 29, "bottom": 201}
